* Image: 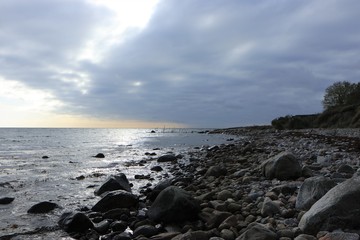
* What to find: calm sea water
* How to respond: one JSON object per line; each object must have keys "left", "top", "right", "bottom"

{"left": 0, "top": 128, "right": 235, "bottom": 238}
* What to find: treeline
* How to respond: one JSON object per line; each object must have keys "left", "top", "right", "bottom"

{"left": 272, "top": 81, "right": 360, "bottom": 130}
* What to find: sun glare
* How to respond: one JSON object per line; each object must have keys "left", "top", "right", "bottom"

{"left": 78, "top": 0, "right": 160, "bottom": 63}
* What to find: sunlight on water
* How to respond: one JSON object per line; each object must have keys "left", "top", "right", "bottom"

{"left": 0, "top": 128, "right": 236, "bottom": 237}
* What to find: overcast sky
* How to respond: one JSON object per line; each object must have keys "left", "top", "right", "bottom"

{"left": 1, "top": 0, "right": 359, "bottom": 128}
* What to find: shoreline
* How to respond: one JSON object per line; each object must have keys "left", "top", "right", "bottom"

{"left": 3, "top": 127, "right": 360, "bottom": 239}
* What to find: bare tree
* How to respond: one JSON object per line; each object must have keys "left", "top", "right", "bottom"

{"left": 322, "top": 81, "right": 355, "bottom": 110}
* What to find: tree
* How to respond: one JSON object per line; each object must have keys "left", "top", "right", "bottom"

{"left": 322, "top": 81, "right": 357, "bottom": 110}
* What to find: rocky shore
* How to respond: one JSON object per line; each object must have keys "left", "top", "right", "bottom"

{"left": 3, "top": 127, "right": 360, "bottom": 240}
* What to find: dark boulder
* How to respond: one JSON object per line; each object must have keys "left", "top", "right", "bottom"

{"left": 157, "top": 154, "right": 177, "bottom": 163}
{"left": 92, "top": 190, "right": 138, "bottom": 212}
{"left": 296, "top": 176, "right": 336, "bottom": 210}
{"left": 0, "top": 197, "right": 14, "bottom": 204}
{"left": 133, "top": 225, "right": 159, "bottom": 238}
{"left": 299, "top": 176, "right": 360, "bottom": 234}
{"left": 94, "top": 153, "right": 105, "bottom": 158}
{"left": 95, "top": 173, "right": 132, "bottom": 196}
{"left": 27, "top": 201, "right": 59, "bottom": 213}
{"left": 58, "top": 211, "right": 94, "bottom": 233}
{"left": 261, "top": 152, "right": 302, "bottom": 180}
{"left": 148, "top": 186, "right": 200, "bottom": 223}
{"left": 151, "top": 166, "right": 163, "bottom": 172}
{"left": 147, "top": 179, "right": 173, "bottom": 201}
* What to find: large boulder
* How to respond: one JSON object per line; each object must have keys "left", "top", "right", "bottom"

{"left": 261, "top": 152, "right": 302, "bottom": 180}
{"left": 92, "top": 190, "right": 138, "bottom": 212}
{"left": 148, "top": 186, "right": 200, "bottom": 223}
{"left": 157, "top": 154, "right": 177, "bottom": 163}
{"left": 296, "top": 176, "right": 336, "bottom": 210}
{"left": 58, "top": 211, "right": 94, "bottom": 233}
{"left": 95, "top": 173, "right": 131, "bottom": 196}
{"left": 27, "top": 201, "right": 59, "bottom": 214}
{"left": 299, "top": 176, "right": 360, "bottom": 234}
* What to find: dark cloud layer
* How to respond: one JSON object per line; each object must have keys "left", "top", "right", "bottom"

{"left": 1, "top": 0, "right": 360, "bottom": 127}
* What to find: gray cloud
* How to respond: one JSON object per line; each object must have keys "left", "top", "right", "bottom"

{"left": 1, "top": 0, "right": 360, "bottom": 127}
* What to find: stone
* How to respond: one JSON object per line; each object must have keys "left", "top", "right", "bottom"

{"left": 299, "top": 176, "right": 360, "bottom": 234}
{"left": 148, "top": 186, "right": 200, "bottom": 223}
{"left": 150, "top": 232, "right": 181, "bottom": 240}
{"left": 0, "top": 197, "right": 14, "bottom": 204}
{"left": 205, "top": 163, "right": 227, "bottom": 177}
{"left": 95, "top": 173, "right": 132, "bottom": 196}
{"left": 319, "top": 232, "right": 359, "bottom": 240}
{"left": 220, "top": 229, "right": 235, "bottom": 240}
{"left": 133, "top": 224, "right": 159, "bottom": 238}
{"left": 236, "top": 223, "right": 277, "bottom": 240}
{"left": 157, "top": 154, "right": 177, "bottom": 163}
{"left": 92, "top": 190, "right": 138, "bottom": 212}
{"left": 337, "top": 164, "right": 355, "bottom": 174}
{"left": 199, "top": 210, "right": 232, "bottom": 229}
{"left": 94, "top": 153, "right": 105, "bottom": 158}
{"left": 294, "top": 234, "right": 317, "bottom": 240}
{"left": 217, "top": 190, "right": 233, "bottom": 201}
{"left": 147, "top": 179, "right": 173, "bottom": 201}
{"left": 261, "top": 197, "right": 281, "bottom": 217}
{"left": 27, "top": 201, "right": 59, "bottom": 213}
{"left": 94, "top": 219, "right": 110, "bottom": 234}
{"left": 261, "top": 152, "right": 302, "bottom": 180}
{"left": 58, "top": 211, "right": 94, "bottom": 233}
{"left": 296, "top": 176, "right": 336, "bottom": 210}
{"left": 151, "top": 166, "right": 163, "bottom": 172}
{"left": 110, "top": 220, "right": 127, "bottom": 232}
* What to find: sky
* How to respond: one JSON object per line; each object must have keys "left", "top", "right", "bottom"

{"left": 0, "top": 0, "right": 360, "bottom": 128}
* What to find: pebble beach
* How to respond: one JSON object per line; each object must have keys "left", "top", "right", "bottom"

{"left": 3, "top": 127, "right": 360, "bottom": 240}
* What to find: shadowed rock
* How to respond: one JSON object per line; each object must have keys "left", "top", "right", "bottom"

{"left": 27, "top": 201, "right": 59, "bottom": 214}
{"left": 58, "top": 211, "right": 94, "bottom": 233}
{"left": 94, "top": 173, "right": 131, "bottom": 196}
{"left": 261, "top": 152, "right": 302, "bottom": 180}
{"left": 92, "top": 190, "right": 138, "bottom": 212}
{"left": 0, "top": 197, "right": 14, "bottom": 204}
{"left": 148, "top": 186, "right": 200, "bottom": 223}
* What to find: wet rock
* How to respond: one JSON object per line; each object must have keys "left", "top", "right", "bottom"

{"left": 27, "top": 201, "right": 59, "bottom": 213}
{"left": 133, "top": 224, "right": 159, "bottom": 238}
{"left": 94, "top": 153, "right": 105, "bottom": 158}
{"left": 92, "top": 190, "right": 138, "bottom": 212}
{"left": 148, "top": 186, "right": 200, "bottom": 223}
{"left": 58, "top": 211, "right": 94, "bottom": 233}
{"left": 151, "top": 166, "right": 163, "bottom": 172}
{"left": 296, "top": 176, "right": 336, "bottom": 210}
{"left": 0, "top": 197, "right": 14, "bottom": 204}
{"left": 110, "top": 220, "right": 127, "bottom": 232}
{"left": 95, "top": 173, "right": 132, "bottom": 195}
{"left": 42, "top": 156, "right": 49, "bottom": 159}
{"left": 236, "top": 223, "right": 277, "bottom": 240}
{"left": 157, "top": 154, "right": 177, "bottom": 163}
{"left": 147, "top": 179, "right": 173, "bottom": 201}
{"left": 94, "top": 219, "right": 110, "bottom": 234}
{"left": 261, "top": 152, "right": 302, "bottom": 180}
{"left": 299, "top": 176, "right": 360, "bottom": 234}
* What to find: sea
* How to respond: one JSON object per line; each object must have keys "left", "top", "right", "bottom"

{"left": 0, "top": 128, "right": 236, "bottom": 239}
